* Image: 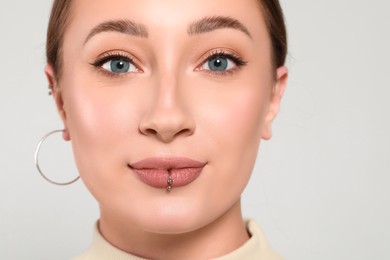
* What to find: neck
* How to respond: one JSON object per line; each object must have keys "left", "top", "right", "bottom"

{"left": 99, "top": 200, "right": 249, "bottom": 260}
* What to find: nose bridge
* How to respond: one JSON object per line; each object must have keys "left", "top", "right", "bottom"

{"left": 153, "top": 36, "right": 182, "bottom": 106}
{"left": 155, "top": 68, "right": 180, "bottom": 109}
{"left": 139, "top": 66, "right": 195, "bottom": 143}
{"left": 152, "top": 73, "right": 184, "bottom": 123}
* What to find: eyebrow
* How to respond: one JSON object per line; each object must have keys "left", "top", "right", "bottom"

{"left": 188, "top": 16, "right": 252, "bottom": 39}
{"left": 84, "top": 16, "right": 251, "bottom": 45}
{"left": 84, "top": 19, "right": 148, "bottom": 44}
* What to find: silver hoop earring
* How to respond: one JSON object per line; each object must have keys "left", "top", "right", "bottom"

{"left": 34, "top": 130, "right": 80, "bottom": 186}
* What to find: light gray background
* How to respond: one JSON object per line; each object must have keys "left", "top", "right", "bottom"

{"left": 1, "top": 1, "right": 389, "bottom": 259}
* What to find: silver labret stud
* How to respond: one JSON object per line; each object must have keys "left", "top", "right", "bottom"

{"left": 166, "top": 176, "right": 173, "bottom": 191}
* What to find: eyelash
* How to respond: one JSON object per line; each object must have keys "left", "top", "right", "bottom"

{"left": 90, "top": 49, "right": 248, "bottom": 78}
{"left": 198, "top": 50, "right": 248, "bottom": 76}
{"left": 91, "top": 51, "right": 138, "bottom": 78}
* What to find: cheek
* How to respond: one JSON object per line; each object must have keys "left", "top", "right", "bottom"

{"left": 65, "top": 89, "right": 129, "bottom": 150}
{"left": 194, "top": 78, "right": 272, "bottom": 211}
{"left": 210, "top": 91, "right": 266, "bottom": 146}
{"left": 60, "top": 74, "right": 144, "bottom": 194}
{"left": 198, "top": 76, "right": 271, "bottom": 155}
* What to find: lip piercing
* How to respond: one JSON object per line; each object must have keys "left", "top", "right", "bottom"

{"left": 166, "top": 175, "right": 173, "bottom": 191}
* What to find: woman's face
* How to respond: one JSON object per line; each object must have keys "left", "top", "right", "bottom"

{"left": 47, "top": 0, "right": 286, "bottom": 233}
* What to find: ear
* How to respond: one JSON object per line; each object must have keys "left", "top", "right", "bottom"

{"left": 45, "top": 64, "right": 71, "bottom": 141}
{"left": 261, "top": 66, "right": 288, "bottom": 140}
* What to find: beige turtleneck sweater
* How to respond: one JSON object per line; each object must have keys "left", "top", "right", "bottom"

{"left": 73, "top": 220, "right": 282, "bottom": 260}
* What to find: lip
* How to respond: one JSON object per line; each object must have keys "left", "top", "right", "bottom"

{"left": 128, "top": 157, "right": 207, "bottom": 189}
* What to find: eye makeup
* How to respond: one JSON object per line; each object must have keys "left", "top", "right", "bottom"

{"left": 89, "top": 47, "right": 248, "bottom": 79}
{"left": 196, "top": 49, "right": 248, "bottom": 76}
{"left": 90, "top": 50, "right": 141, "bottom": 78}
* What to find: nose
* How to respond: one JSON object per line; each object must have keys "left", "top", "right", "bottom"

{"left": 138, "top": 78, "right": 195, "bottom": 143}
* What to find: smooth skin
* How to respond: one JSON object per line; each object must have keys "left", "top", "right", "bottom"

{"left": 45, "top": 0, "right": 287, "bottom": 259}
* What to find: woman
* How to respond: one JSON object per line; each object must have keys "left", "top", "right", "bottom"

{"left": 42, "top": 0, "right": 288, "bottom": 258}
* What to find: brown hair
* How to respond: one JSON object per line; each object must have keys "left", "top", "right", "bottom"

{"left": 46, "top": 0, "right": 72, "bottom": 80}
{"left": 46, "top": 0, "right": 287, "bottom": 79}
{"left": 260, "top": 0, "right": 287, "bottom": 69}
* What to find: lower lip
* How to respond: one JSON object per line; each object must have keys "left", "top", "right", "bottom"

{"left": 130, "top": 167, "right": 204, "bottom": 189}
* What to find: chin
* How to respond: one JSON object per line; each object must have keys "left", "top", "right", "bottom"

{"left": 135, "top": 197, "right": 214, "bottom": 234}
{"left": 96, "top": 169, "right": 243, "bottom": 235}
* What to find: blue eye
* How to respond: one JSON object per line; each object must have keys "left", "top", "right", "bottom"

{"left": 102, "top": 58, "right": 137, "bottom": 73}
{"left": 203, "top": 56, "right": 234, "bottom": 71}
{"left": 208, "top": 57, "right": 229, "bottom": 71}
{"left": 200, "top": 52, "right": 247, "bottom": 73}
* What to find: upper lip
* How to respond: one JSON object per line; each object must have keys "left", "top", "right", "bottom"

{"left": 129, "top": 157, "right": 207, "bottom": 170}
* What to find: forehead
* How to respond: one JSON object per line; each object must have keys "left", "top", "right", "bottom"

{"left": 67, "top": 0, "right": 267, "bottom": 40}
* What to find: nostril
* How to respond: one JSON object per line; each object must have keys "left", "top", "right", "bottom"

{"left": 139, "top": 126, "right": 194, "bottom": 143}
{"left": 175, "top": 128, "right": 193, "bottom": 137}
{"left": 142, "top": 128, "right": 158, "bottom": 136}
{"left": 138, "top": 112, "right": 196, "bottom": 142}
